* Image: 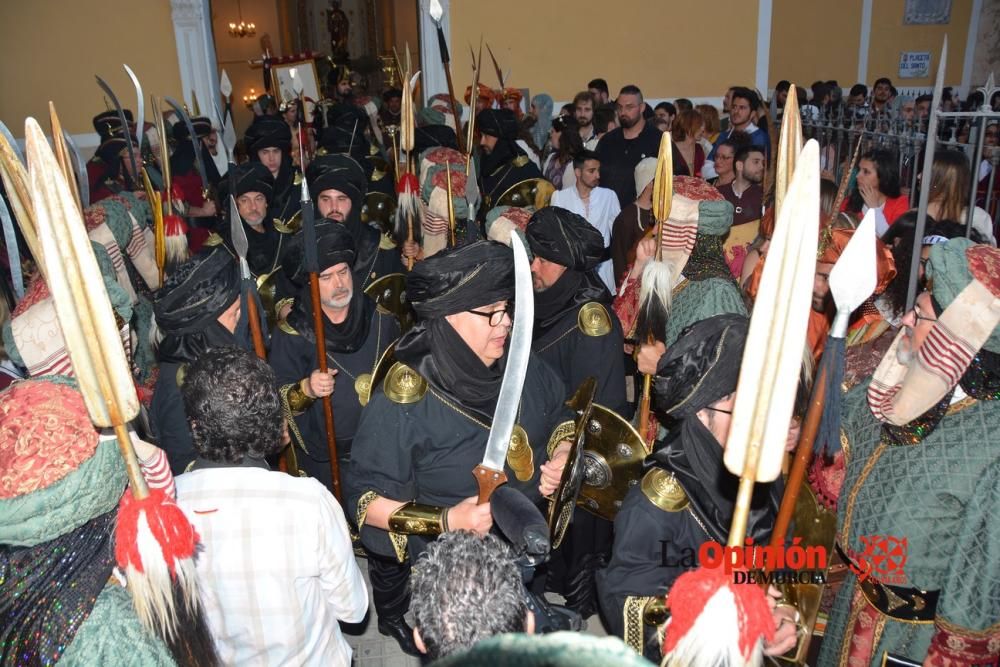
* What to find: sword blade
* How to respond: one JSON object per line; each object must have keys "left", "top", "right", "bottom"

{"left": 123, "top": 64, "right": 145, "bottom": 158}
{"left": 229, "top": 194, "right": 251, "bottom": 280}
{"left": 95, "top": 75, "right": 138, "bottom": 184}
{"left": 62, "top": 130, "right": 90, "bottom": 209}
{"left": 165, "top": 96, "right": 209, "bottom": 193}
{"left": 480, "top": 232, "right": 533, "bottom": 472}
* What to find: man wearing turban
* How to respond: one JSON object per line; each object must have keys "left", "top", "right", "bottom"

{"left": 598, "top": 315, "right": 793, "bottom": 662}
{"left": 244, "top": 115, "right": 301, "bottom": 226}
{"left": 150, "top": 248, "right": 244, "bottom": 474}
{"left": 524, "top": 206, "right": 627, "bottom": 617}
{"left": 345, "top": 241, "right": 577, "bottom": 654}
{"left": 269, "top": 221, "right": 399, "bottom": 489}
{"left": 477, "top": 108, "right": 545, "bottom": 216}
{"left": 305, "top": 153, "right": 405, "bottom": 291}
{"left": 819, "top": 239, "right": 1000, "bottom": 666}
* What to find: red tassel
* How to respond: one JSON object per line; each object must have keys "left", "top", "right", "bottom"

{"left": 662, "top": 566, "right": 775, "bottom": 662}
{"left": 115, "top": 488, "right": 199, "bottom": 578}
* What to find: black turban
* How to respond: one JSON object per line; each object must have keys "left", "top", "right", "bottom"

{"left": 154, "top": 247, "right": 241, "bottom": 335}
{"left": 407, "top": 241, "right": 514, "bottom": 318}
{"left": 653, "top": 314, "right": 748, "bottom": 418}
{"left": 244, "top": 115, "right": 292, "bottom": 154}
{"left": 172, "top": 116, "right": 213, "bottom": 141}
{"left": 306, "top": 153, "right": 367, "bottom": 203}
{"left": 93, "top": 110, "right": 133, "bottom": 139}
{"left": 94, "top": 134, "right": 128, "bottom": 163}
{"left": 477, "top": 108, "right": 519, "bottom": 141}
{"left": 382, "top": 88, "right": 402, "bottom": 101}
{"left": 526, "top": 206, "right": 605, "bottom": 271}
{"left": 225, "top": 162, "right": 274, "bottom": 201}
{"left": 284, "top": 220, "right": 357, "bottom": 285}
{"left": 414, "top": 124, "right": 459, "bottom": 154}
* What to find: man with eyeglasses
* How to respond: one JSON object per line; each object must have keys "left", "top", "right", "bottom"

{"left": 819, "top": 238, "right": 1000, "bottom": 666}
{"left": 598, "top": 314, "right": 798, "bottom": 662}
{"left": 523, "top": 206, "right": 627, "bottom": 620}
{"left": 595, "top": 84, "right": 664, "bottom": 209}
{"left": 345, "top": 241, "right": 580, "bottom": 654}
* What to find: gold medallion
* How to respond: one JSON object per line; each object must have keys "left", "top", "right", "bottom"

{"left": 355, "top": 373, "right": 373, "bottom": 406}
{"left": 506, "top": 424, "right": 534, "bottom": 481}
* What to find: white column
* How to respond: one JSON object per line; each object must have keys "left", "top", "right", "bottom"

{"left": 858, "top": 0, "right": 873, "bottom": 85}
{"left": 755, "top": 0, "right": 773, "bottom": 94}
{"left": 962, "top": 0, "right": 984, "bottom": 93}
{"left": 418, "top": 0, "right": 450, "bottom": 107}
{"left": 170, "top": 0, "right": 221, "bottom": 117}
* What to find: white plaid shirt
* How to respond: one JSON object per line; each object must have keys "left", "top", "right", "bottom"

{"left": 176, "top": 467, "right": 367, "bottom": 666}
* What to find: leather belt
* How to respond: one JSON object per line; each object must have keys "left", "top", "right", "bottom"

{"left": 836, "top": 542, "right": 938, "bottom": 623}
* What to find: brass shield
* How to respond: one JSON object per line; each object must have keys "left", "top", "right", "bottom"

{"left": 256, "top": 267, "right": 282, "bottom": 328}
{"left": 364, "top": 272, "right": 415, "bottom": 332}
{"left": 577, "top": 404, "right": 650, "bottom": 521}
{"left": 547, "top": 377, "right": 596, "bottom": 550}
{"left": 496, "top": 178, "right": 555, "bottom": 210}
{"left": 361, "top": 191, "right": 396, "bottom": 236}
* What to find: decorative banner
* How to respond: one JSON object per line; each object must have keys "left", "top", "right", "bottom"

{"left": 899, "top": 51, "right": 932, "bottom": 79}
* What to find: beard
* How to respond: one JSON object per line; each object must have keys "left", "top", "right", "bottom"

{"left": 323, "top": 288, "right": 352, "bottom": 310}
{"left": 620, "top": 114, "right": 639, "bottom": 129}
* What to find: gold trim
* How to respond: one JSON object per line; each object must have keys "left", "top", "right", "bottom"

{"left": 578, "top": 302, "right": 612, "bottom": 337}
{"left": 285, "top": 380, "right": 315, "bottom": 414}
{"left": 201, "top": 231, "right": 224, "bottom": 247}
{"left": 175, "top": 363, "right": 188, "bottom": 388}
{"left": 388, "top": 501, "right": 447, "bottom": 535}
{"left": 355, "top": 373, "right": 373, "bottom": 407}
{"left": 384, "top": 362, "right": 427, "bottom": 404}
{"left": 506, "top": 424, "right": 534, "bottom": 481}
{"left": 623, "top": 596, "right": 655, "bottom": 653}
{"left": 278, "top": 318, "right": 298, "bottom": 335}
{"left": 546, "top": 420, "right": 577, "bottom": 457}
{"left": 840, "top": 442, "right": 887, "bottom": 545}
{"left": 641, "top": 468, "right": 689, "bottom": 512}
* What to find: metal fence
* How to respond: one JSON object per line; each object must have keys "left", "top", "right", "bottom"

{"left": 782, "top": 81, "right": 1000, "bottom": 234}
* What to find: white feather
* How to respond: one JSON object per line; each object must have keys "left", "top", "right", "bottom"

{"left": 661, "top": 587, "right": 763, "bottom": 667}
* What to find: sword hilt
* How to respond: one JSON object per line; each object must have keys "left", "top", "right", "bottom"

{"left": 473, "top": 464, "right": 507, "bottom": 505}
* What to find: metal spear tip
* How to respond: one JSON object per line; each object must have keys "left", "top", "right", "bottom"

{"left": 429, "top": 0, "right": 443, "bottom": 23}
{"left": 220, "top": 69, "right": 233, "bottom": 97}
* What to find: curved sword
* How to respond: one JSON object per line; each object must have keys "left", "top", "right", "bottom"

{"left": 473, "top": 232, "right": 534, "bottom": 503}
{"left": 164, "top": 96, "right": 209, "bottom": 196}
{"left": 95, "top": 75, "right": 138, "bottom": 184}
{"left": 123, "top": 64, "right": 145, "bottom": 158}
{"left": 62, "top": 130, "right": 90, "bottom": 209}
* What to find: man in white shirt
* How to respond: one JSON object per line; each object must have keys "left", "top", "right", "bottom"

{"left": 175, "top": 347, "right": 368, "bottom": 667}
{"left": 550, "top": 150, "right": 621, "bottom": 291}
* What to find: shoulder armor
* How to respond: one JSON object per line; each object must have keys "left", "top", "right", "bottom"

{"left": 578, "top": 302, "right": 612, "bottom": 337}
{"left": 293, "top": 172, "right": 303, "bottom": 186}
{"left": 383, "top": 362, "right": 427, "bottom": 404}
{"left": 277, "top": 318, "right": 299, "bottom": 335}
{"left": 379, "top": 232, "right": 396, "bottom": 250}
{"left": 202, "top": 232, "right": 224, "bottom": 248}
{"left": 175, "top": 363, "right": 189, "bottom": 388}
{"left": 512, "top": 155, "right": 530, "bottom": 168}
{"left": 641, "top": 468, "right": 689, "bottom": 512}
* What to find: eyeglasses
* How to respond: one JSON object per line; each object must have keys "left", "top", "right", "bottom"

{"left": 909, "top": 306, "right": 937, "bottom": 324}
{"left": 468, "top": 304, "right": 513, "bottom": 327}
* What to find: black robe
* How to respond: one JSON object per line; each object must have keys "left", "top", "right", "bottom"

{"left": 345, "top": 355, "right": 568, "bottom": 560}
{"left": 532, "top": 271, "right": 627, "bottom": 615}
{"left": 479, "top": 141, "right": 543, "bottom": 216}
{"left": 269, "top": 302, "right": 399, "bottom": 491}
{"left": 149, "top": 361, "right": 194, "bottom": 475}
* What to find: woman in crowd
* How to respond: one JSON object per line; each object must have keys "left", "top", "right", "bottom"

{"left": 842, "top": 148, "right": 909, "bottom": 235}
{"left": 543, "top": 115, "right": 584, "bottom": 190}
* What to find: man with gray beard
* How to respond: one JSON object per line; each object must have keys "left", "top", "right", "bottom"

{"left": 268, "top": 221, "right": 399, "bottom": 491}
